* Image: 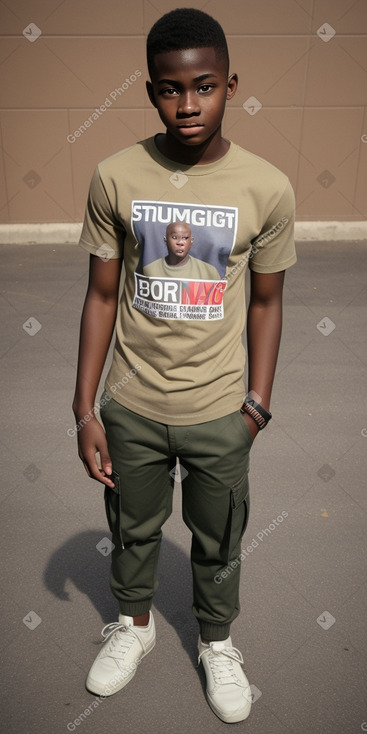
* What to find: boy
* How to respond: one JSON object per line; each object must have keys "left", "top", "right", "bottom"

{"left": 72, "top": 7, "right": 296, "bottom": 724}
{"left": 143, "top": 221, "right": 220, "bottom": 278}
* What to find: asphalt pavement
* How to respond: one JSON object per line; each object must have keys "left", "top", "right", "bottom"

{"left": 1, "top": 240, "right": 366, "bottom": 734}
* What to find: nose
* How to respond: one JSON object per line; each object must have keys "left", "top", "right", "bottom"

{"left": 177, "top": 92, "right": 200, "bottom": 116}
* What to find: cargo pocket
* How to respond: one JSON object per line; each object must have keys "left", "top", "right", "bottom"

{"left": 225, "top": 470, "right": 250, "bottom": 563}
{"left": 104, "top": 470, "right": 125, "bottom": 550}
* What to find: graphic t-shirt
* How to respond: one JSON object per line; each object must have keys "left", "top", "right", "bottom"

{"left": 79, "top": 136, "right": 297, "bottom": 425}
{"left": 143, "top": 255, "right": 220, "bottom": 280}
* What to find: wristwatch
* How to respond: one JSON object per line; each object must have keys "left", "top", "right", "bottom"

{"left": 240, "top": 397, "right": 272, "bottom": 430}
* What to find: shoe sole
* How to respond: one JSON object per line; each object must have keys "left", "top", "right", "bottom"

{"left": 85, "top": 637, "right": 156, "bottom": 697}
{"left": 207, "top": 693, "right": 251, "bottom": 724}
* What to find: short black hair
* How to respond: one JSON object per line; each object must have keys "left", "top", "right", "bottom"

{"left": 147, "top": 8, "right": 229, "bottom": 76}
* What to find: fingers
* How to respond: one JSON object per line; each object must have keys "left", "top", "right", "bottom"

{"left": 99, "top": 449, "right": 114, "bottom": 485}
{"left": 76, "top": 419, "right": 115, "bottom": 487}
{"left": 79, "top": 449, "right": 115, "bottom": 488}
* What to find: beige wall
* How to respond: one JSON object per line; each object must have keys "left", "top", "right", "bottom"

{"left": 0, "top": 0, "right": 366, "bottom": 224}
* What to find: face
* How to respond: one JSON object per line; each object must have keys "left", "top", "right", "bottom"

{"left": 147, "top": 47, "right": 237, "bottom": 160}
{"left": 165, "top": 223, "right": 193, "bottom": 264}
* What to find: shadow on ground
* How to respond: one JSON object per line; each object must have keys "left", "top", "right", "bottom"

{"left": 44, "top": 531, "right": 200, "bottom": 665}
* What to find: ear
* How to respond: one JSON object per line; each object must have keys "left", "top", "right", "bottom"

{"left": 146, "top": 81, "right": 157, "bottom": 108}
{"left": 226, "top": 73, "right": 238, "bottom": 101}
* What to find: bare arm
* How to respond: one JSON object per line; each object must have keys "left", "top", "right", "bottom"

{"left": 243, "top": 269, "right": 285, "bottom": 440}
{"left": 72, "top": 254, "right": 123, "bottom": 486}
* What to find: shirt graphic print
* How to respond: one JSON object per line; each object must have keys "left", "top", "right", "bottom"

{"left": 131, "top": 200, "right": 238, "bottom": 321}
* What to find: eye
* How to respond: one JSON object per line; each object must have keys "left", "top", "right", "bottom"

{"left": 160, "top": 87, "right": 179, "bottom": 96}
{"left": 198, "top": 84, "right": 215, "bottom": 93}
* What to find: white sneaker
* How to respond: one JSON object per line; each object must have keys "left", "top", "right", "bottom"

{"left": 198, "top": 636, "right": 252, "bottom": 723}
{"left": 86, "top": 612, "right": 155, "bottom": 696}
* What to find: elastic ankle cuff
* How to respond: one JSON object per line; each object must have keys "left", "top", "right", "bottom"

{"left": 199, "top": 622, "right": 231, "bottom": 642}
{"left": 118, "top": 602, "right": 152, "bottom": 617}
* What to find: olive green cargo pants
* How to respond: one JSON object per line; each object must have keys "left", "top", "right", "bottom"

{"left": 100, "top": 393, "right": 252, "bottom": 642}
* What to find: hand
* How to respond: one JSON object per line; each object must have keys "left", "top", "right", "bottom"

{"left": 241, "top": 411, "right": 260, "bottom": 443}
{"left": 76, "top": 416, "right": 115, "bottom": 487}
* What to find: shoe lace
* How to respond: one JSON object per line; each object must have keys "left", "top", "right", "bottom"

{"left": 198, "top": 645, "right": 245, "bottom": 686}
{"left": 100, "top": 622, "right": 139, "bottom": 659}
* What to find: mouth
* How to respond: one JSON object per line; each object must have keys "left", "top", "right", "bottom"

{"left": 177, "top": 123, "right": 204, "bottom": 135}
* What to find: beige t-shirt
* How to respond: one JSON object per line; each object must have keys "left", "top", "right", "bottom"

{"left": 79, "top": 136, "right": 297, "bottom": 425}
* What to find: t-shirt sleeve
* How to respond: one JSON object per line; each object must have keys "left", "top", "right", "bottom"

{"left": 79, "top": 166, "right": 125, "bottom": 259}
{"left": 249, "top": 179, "right": 296, "bottom": 273}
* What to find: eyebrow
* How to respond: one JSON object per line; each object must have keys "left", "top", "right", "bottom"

{"left": 157, "top": 73, "right": 218, "bottom": 85}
